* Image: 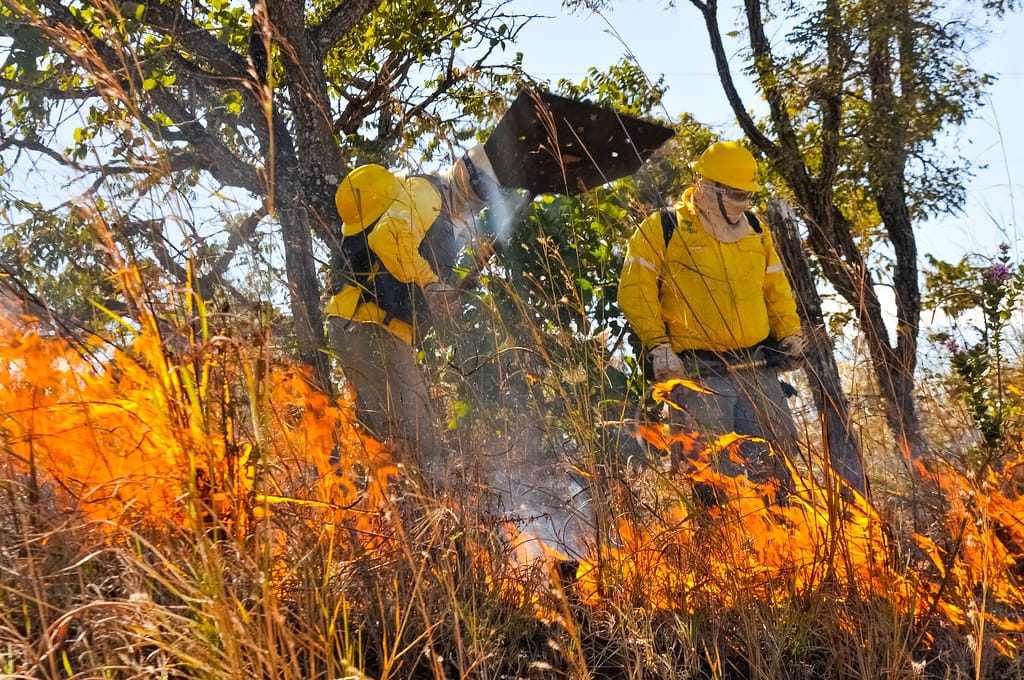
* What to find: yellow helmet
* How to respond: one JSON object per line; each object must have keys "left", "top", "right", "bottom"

{"left": 691, "top": 141, "right": 762, "bottom": 192}
{"left": 335, "top": 164, "right": 404, "bottom": 236}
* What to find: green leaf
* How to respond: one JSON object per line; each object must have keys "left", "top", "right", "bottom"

{"left": 142, "top": 77, "right": 157, "bottom": 91}
{"left": 447, "top": 400, "right": 470, "bottom": 429}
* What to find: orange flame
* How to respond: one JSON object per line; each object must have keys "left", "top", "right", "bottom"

{"left": 0, "top": 310, "right": 397, "bottom": 541}
{"left": 6, "top": 299, "right": 1024, "bottom": 656}
{"left": 576, "top": 387, "right": 1024, "bottom": 654}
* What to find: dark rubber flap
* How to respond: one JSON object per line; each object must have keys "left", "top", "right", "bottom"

{"left": 485, "top": 89, "right": 675, "bottom": 195}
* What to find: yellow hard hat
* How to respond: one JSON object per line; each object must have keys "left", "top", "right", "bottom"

{"left": 691, "top": 141, "right": 762, "bottom": 192}
{"left": 336, "top": 164, "right": 404, "bottom": 236}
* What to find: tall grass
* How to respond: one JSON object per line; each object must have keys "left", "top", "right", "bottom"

{"left": 3, "top": 230, "right": 1024, "bottom": 680}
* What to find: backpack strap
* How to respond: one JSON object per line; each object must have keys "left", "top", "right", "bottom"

{"left": 659, "top": 208, "right": 678, "bottom": 248}
{"left": 659, "top": 206, "right": 762, "bottom": 247}
{"left": 745, "top": 210, "right": 762, "bottom": 234}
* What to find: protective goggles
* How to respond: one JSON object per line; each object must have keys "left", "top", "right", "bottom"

{"left": 699, "top": 179, "right": 755, "bottom": 203}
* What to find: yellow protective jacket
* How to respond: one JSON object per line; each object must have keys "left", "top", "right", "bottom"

{"left": 324, "top": 174, "right": 453, "bottom": 346}
{"left": 617, "top": 189, "right": 801, "bottom": 353}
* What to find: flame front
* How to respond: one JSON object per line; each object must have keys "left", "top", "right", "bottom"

{"left": 574, "top": 381, "right": 1024, "bottom": 655}
{"left": 0, "top": 309, "right": 397, "bottom": 546}
{"left": 4, "top": 309, "right": 1024, "bottom": 662}
{"left": 576, "top": 430, "right": 902, "bottom": 612}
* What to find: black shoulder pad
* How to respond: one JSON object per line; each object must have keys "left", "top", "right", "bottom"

{"left": 745, "top": 210, "right": 762, "bottom": 233}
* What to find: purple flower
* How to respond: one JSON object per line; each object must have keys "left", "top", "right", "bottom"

{"left": 986, "top": 262, "right": 1013, "bottom": 285}
{"left": 945, "top": 338, "right": 963, "bottom": 355}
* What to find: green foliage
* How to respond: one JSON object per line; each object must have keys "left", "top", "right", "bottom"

{"left": 324, "top": 0, "right": 528, "bottom": 164}
{"left": 926, "top": 244, "right": 1024, "bottom": 458}
{"left": 430, "top": 189, "right": 635, "bottom": 451}
{"left": 764, "top": 0, "right": 993, "bottom": 240}
{"left": 557, "top": 59, "right": 667, "bottom": 117}
{"left": 0, "top": 0, "right": 534, "bottom": 339}
{"left": 0, "top": 197, "right": 121, "bottom": 323}
{"left": 501, "top": 192, "right": 629, "bottom": 335}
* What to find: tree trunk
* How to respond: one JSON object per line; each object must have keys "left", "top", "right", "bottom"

{"left": 277, "top": 198, "right": 332, "bottom": 392}
{"left": 791, "top": 183, "right": 926, "bottom": 465}
{"left": 263, "top": 0, "right": 353, "bottom": 393}
{"left": 862, "top": 0, "right": 926, "bottom": 463}
{"left": 767, "top": 199, "right": 868, "bottom": 496}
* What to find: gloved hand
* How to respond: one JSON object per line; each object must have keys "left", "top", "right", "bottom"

{"left": 463, "top": 144, "right": 504, "bottom": 202}
{"left": 423, "top": 281, "right": 462, "bottom": 325}
{"left": 776, "top": 334, "right": 805, "bottom": 372}
{"left": 649, "top": 343, "right": 686, "bottom": 382}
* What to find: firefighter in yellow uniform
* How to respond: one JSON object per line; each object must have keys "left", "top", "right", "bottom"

{"left": 325, "top": 146, "right": 507, "bottom": 481}
{"left": 617, "top": 141, "right": 805, "bottom": 499}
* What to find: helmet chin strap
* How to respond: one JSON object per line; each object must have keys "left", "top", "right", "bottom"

{"left": 692, "top": 183, "right": 752, "bottom": 243}
{"left": 716, "top": 190, "right": 746, "bottom": 225}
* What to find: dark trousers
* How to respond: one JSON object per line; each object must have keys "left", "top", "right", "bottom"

{"left": 665, "top": 353, "right": 799, "bottom": 502}
{"left": 327, "top": 317, "right": 444, "bottom": 484}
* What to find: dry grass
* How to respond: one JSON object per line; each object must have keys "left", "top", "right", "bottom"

{"left": 3, "top": 270, "right": 1024, "bottom": 680}
{"left": 3, "top": 2, "right": 1021, "bottom": 677}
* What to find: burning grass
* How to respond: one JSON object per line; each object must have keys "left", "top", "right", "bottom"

{"left": 3, "top": 302, "right": 1024, "bottom": 679}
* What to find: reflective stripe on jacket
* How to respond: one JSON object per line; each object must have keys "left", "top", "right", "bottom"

{"left": 617, "top": 188, "right": 801, "bottom": 352}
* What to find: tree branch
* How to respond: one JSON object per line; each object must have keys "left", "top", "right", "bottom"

{"left": 123, "top": 217, "right": 252, "bottom": 306}
{"left": 0, "top": 135, "right": 85, "bottom": 172}
{"left": 0, "top": 76, "right": 96, "bottom": 100}
{"left": 334, "top": 51, "right": 405, "bottom": 137}
{"left": 211, "top": 205, "right": 269, "bottom": 280}
{"left": 688, "top": 0, "right": 774, "bottom": 153}
{"left": 20, "top": 0, "right": 265, "bottom": 196}
{"left": 817, "top": 0, "right": 847, "bottom": 190}
{"left": 123, "top": 0, "right": 250, "bottom": 79}
{"left": 141, "top": 93, "right": 265, "bottom": 193}
{"left": 311, "top": 0, "right": 384, "bottom": 57}
{"left": 739, "top": 0, "right": 797, "bottom": 164}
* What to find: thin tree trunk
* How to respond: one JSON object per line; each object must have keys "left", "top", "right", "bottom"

{"left": 277, "top": 199, "right": 332, "bottom": 392}
{"left": 863, "top": 0, "right": 926, "bottom": 463}
{"left": 263, "top": 0, "right": 351, "bottom": 393}
{"left": 768, "top": 199, "right": 868, "bottom": 496}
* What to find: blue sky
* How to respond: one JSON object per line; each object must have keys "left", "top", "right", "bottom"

{"left": 508, "top": 0, "right": 1024, "bottom": 266}
{"left": 4, "top": 1, "right": 1019, "bottom": 270}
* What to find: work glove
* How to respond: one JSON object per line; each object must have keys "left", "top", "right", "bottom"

{"left": 649, "top": 343, "right": 686, "bottom": 382}
{"left": 776, "top": 334, "right": 805, "bottom": 372}
{"left": 462, "top": 144, "right": 505, "bottom": 204}
{"left": 423, "top": 281, "right": 462, "bottom": 326}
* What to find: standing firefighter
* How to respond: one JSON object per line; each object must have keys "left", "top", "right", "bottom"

{"left": 325, "top": 145, "right": 508, "bottom": 480}
{"left": 617, "top": 140, "right": 805, "bottom": 500}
